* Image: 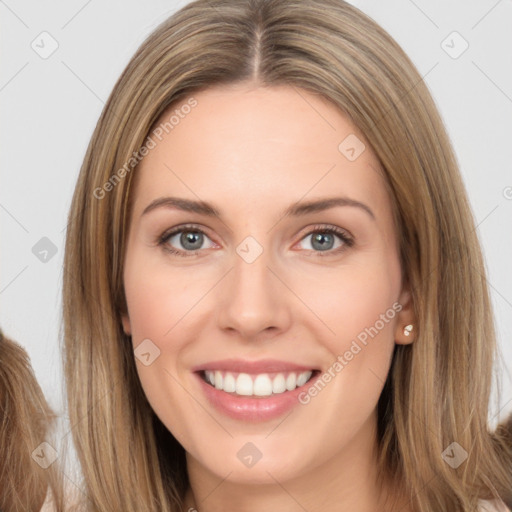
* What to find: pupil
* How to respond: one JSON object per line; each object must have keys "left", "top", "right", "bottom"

{"left": 178, "top": 231, "right": 334, "bottom": 252}
{"left": 312, "top": 233, "right": 333, "bottom": 251}
{"left": 181, "top": 231, "right": 202, "bottom": 250}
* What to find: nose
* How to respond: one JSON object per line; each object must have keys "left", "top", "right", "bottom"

{"left": 216, "top": 244, "right": 292, "bottom": 341}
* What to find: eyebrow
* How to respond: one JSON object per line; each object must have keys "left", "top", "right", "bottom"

{"left": 141, "top": 196, "right": 375, "bottom": 220}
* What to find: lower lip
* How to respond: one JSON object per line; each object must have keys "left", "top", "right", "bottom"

{"left": 194, "top": 372, "right": 319, "bottom": 422}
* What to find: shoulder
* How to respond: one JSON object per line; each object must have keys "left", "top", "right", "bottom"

{"left": 39, "top": 489, "right": 55, "bottom": 512}
{"left": 478, "top": 499, "right": 511, "bottom": 512}
{"left": 39, "top": 487, "right": 83, "bottom": 512}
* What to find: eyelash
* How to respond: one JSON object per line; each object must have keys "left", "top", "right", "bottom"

{"left": 157, "top": 223, "right": 354, "bottom": 258}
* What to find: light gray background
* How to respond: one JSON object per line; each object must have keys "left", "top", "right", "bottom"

{"left": 1, "top": 0, "right": 511, "bottom": 474}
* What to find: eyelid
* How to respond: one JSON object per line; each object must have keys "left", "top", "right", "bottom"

{"left": 292, "top": 224, "right": 354, "bottom": 255}
{"left": 157, "top": 223, "right": 354, "bottom": 257}
{"left": 157, "top": 223, "right": 217, "bottom": 255}
{"left": 295, "top": 223, "right": 353, "bottom": 243}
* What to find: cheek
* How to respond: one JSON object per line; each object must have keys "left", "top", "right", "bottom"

{"left": 123, "top": 249, "right": 199, "bottom": 341}
{"left": 300, "top": 259, "right": 400, "bottom": 353}
{"left": 295, "top": 258, "right": 400, "bottom": 428}
{"left": 299, "top": 259, "right": 400, "bottom": 423}
{"left": 123, "top": 250, "right": 211, "bottom": 437}
{"left": 123, "top": 263, "right": 199, "bottom": 444}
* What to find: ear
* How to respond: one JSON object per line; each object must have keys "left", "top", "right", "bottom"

{"left": 394, "top": 285, "right": 416, "bottom": 345}
{"left": 121, "top": 312, "right": 132, "bottom": 336}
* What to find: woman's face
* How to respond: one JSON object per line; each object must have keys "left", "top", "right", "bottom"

{"left": 121, "top": 83, "right": 414, "bottom": 487}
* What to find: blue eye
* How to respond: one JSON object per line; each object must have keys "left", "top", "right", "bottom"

{"left": 158, "top": 225, "right": 215, "bottom": 257}
{"left": 158, "top": 224, "right": 353, "bottom": 258}
{"left": 296, "top": 226, "right": 354, "bottom": 256}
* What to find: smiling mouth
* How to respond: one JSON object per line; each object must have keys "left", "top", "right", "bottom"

{"left": 199, "top": 369, "right": 319, "bottom": 397}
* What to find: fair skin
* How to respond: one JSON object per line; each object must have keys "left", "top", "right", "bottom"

{"left": 121, "top": 82, "right": 416, "bottom": 512}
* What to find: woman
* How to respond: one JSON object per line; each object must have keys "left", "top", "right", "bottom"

{"left": 62, "top": 0, "right": 512, "bottom": 510}
{"left": 0, "top": 328, "right": 65, "bottom": 511}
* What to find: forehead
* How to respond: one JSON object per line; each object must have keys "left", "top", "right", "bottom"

{"left": 131, "top": 84, "right": 389, "bottom": 220}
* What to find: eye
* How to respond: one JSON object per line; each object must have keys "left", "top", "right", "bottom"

{"left": 157, "top": 223, "right": 354, "bottom": 258}
{"left": 158, "top": 224, "right": 216, "bottom": 257}
{"left": 295, "top": 225, "right": 354, "bottom": 256}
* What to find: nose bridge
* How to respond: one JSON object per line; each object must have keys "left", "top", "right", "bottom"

{"left": 216, "top": 235, "right": 290, "bottom": 338}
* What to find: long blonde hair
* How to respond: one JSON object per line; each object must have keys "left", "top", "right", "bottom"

{"left": 62, "top": 0, "right": 512, "bottom": 510}
{"left": 0, "top": 328, "right": 65, "bottom": 511}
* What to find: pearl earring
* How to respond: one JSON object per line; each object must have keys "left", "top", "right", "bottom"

{"left": 403, "top": 324, "right": 413, "bottom": 336}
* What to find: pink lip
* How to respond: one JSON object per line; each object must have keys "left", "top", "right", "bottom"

{"left": 191, "top": 358, "right": 317, "bottom": 374}
{"left": 192, "top": 359, "right": 320, "bottom": 422}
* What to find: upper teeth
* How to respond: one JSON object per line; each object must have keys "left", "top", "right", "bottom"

{"left": 203, "top": 370, "right": 313, "bottom": 396}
